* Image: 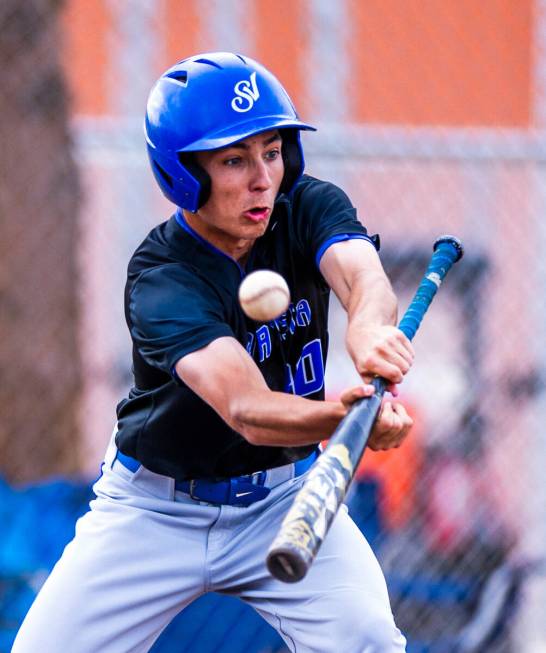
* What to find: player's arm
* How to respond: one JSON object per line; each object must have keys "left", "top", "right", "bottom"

{"left": 319, "top": 238, "right": 414, "bottom": 449}
{"left": 319, "top": 238, "right": 414, "bottom": 385}
{"left": 175, "top": 336, "right": 369, "bottom": 447}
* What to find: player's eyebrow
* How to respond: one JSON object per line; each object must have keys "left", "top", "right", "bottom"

{"left": 227, "top": 133, "right": 281, "bottom": 150}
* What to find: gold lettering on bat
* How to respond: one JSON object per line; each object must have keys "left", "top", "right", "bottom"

{"left": 272, "top": 518, "right": 314, "bottom": 549}
{"left": 282, "top": 489, "right": 322, "bottom": 527}
{"left": 284, "top": 524, "right": 312, "bottom": 548}
{"left": 322, "top": 444, "right": 353, "bottom": 475}
{"left": 274, "top": 444, "right": 356, "bottom": 553}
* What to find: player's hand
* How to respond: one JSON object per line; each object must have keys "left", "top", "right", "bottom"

{"left": 346, "top": 324, "right": 414, "bottom": 390}
{"left": 368, "top": 401, "right": 413, "bottom": 451}
{"left": 339, "top": 383, "right": 376, "bottom": 408}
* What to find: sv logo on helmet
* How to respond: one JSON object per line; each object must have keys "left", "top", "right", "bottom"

{"left": 231, "top": 72, "right": 260, "bottom": 113}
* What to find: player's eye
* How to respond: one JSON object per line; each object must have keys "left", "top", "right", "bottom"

{"left": 265, "top": 148, "right": 281, "bottom": 161}
{"left": 223, "top": 156, "right": 242, "bottom": 166}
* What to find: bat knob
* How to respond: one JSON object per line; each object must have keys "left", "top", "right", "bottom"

{"left": 266, "top": 547, "right": 308, "bottom": 583}
{"left": 433, "top": 235, "right": 464, "bottom": 261}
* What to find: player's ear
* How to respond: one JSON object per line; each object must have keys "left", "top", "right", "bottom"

{"left": 178, "top": 153, "right": 211, "bottom": 211}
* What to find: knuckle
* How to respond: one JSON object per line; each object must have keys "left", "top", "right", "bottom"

{"left": 356, "top": 359, "right": 370, "bottom": 375}
{"left": 380, "top": 413, "right": 392, "bottom": 431}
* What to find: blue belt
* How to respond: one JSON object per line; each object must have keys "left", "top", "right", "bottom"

{"left": 114, "top": 448, "right": 319, "bottom": 507}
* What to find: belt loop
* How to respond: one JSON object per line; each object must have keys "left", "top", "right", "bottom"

{"left": 189, "top": 480, "right": 197, "bottom": 500}
{"left": 104, "top": 425, "right": 119, "bottom": 470}
{"left": 252, "top": 471, "right": 266, "bottom": 485}
{"left": 111, "top": 449, "right": 174, "bottom": 500}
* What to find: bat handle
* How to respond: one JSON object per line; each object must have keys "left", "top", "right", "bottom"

{"left": 398, "top": 235, "right": 463, "bottom": 341}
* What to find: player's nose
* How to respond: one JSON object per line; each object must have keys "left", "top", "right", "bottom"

{"left": 249, "top": 158, "right": 272, "bottom": 192}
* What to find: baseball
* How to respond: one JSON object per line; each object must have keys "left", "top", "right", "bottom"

{"left": 238, "top": 270, "right": 290, "bottom": 322}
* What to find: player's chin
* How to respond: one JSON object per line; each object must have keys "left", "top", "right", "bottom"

{"left": 240, "top": 216, "right": 270, "bottom": 237}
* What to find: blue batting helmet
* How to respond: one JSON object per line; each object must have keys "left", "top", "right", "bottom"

{"left": 145, "top": 52, "right": 316, "bottom": 211}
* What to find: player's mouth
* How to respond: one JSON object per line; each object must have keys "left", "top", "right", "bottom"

{"left": 243, "top": 206, "right": 271, "bottom": 223}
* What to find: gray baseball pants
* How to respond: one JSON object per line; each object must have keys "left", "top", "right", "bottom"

{"left": 12, "top": 434, "right": 406, "bottom": 653}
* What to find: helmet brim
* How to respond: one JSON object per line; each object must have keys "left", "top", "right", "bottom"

{"left": 179, "top": 117, "right": 316, "bottom": 152}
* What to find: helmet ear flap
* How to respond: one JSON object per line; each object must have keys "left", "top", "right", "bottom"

{"left": 279, "top": 129, "right": 304, "bottom": 195}
{"left": 147, "top": 145, "right": 202, "bottom": 211}
{"left": 178, "top": 154, "right": 212, "bottom": 211}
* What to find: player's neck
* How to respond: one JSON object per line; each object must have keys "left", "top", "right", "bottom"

{"left": 182, "top": 211, "right": 254, "bottom": 263}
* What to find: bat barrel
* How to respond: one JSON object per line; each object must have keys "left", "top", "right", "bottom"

{"left": 266, "top": 390, "right": 384, "bottom": 583}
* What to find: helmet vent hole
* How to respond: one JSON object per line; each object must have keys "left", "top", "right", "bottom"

{"left": 165, "top": 71, "right": 188, "bottom": 85}
{"left": 194, "top": 58, "right": 223, "bottom": 70}
{"left": 153, "top": 161, "right": 173, "bottom": 188}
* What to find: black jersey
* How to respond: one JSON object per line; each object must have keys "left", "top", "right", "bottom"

{"left": 115, "top": 175, "right": 378, "bottom": 480}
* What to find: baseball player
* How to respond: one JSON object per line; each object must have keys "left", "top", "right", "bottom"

{"left": 13, "top": 52, "right": 414, "bottom": 652}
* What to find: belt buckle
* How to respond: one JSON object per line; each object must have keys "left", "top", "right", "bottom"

{"left": 188, "top": 478, "right": 236, "bottom": 505}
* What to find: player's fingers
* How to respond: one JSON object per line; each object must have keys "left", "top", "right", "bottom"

{"left": 353, "top": 328, "right": 414, "bottom": 385}
{"left": 378, "top": 328, "right": 415, "bottom": 367}
{"left": 379, "top": 401, "right": 399, "bottom": 436}
{"left": 373, "top": 350, "right": 411, "bottom": 383}
{"left": 339, "top": 384, "right": 375, "bottom": 408}
{"left": 395, "top": 329, "right": 416, "bottom": 364}
{"left": 357, "top": 345, "right": 410, "bottom": 376}
{"left": 369, "top": 401, "right": 412, "bottom": 450}
{"left": 358, "top": 377, "right": 399, "bottom": 399}
{"left": 385, "top": 351, "right": 412, "bottom": 377}
{"left": 358, "top": 358, "right": 405, "bottom": 385}
{"left": 393, "top": 402, "right": 413, "bottom": 441}
{"left": 387, "top": 383, "right": 399, "bottom": 397}
{"left": 387, "top": 402, "right": 413, "bottom": 446}
{"left": 369, "top": 402, "right": 397, "bottom": 446}
{"left": 391, "top": 401, "right": 413, "bottom": 423}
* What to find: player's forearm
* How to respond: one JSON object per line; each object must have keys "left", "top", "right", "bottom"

{"left": 343, "top": 269, "right": 415, "bottom": 384}
{"left": 229, "top": 390, "right": 346, "bottom": 446}
{"left": 321, "top": 241, "right": 413, "bottom": 384}
{"left": 344, "top": 267, "right": 397, "bottom": 330}
{"left": 320, "top": 239, "right": 398, "bottom": 330}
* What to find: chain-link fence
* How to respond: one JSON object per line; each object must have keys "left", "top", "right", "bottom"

{"left": 1, "top": 1, "right": 545, "bottom": 652}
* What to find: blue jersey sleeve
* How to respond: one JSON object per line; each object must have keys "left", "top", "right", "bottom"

{"left": 127, "top": 263, "right": 234, "bottom": 375}
{"left": 290, "top": 176, "right": 379, "bottom": 267}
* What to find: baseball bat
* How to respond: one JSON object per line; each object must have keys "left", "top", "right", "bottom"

{"left": 266, "top": 235, "right": 464, "bottom": 583}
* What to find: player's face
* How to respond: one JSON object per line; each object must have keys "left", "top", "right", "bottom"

{"left": 185, "top": 130, "right": 284, "bottom": 261}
